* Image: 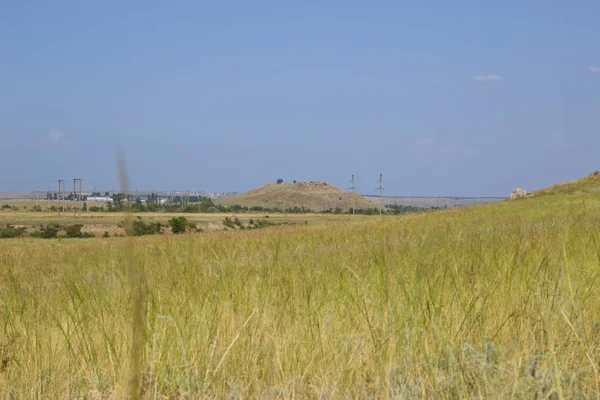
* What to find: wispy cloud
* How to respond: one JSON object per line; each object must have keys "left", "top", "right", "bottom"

{"left": 39, "top": 129, "right": 75, "bottom": 149}
{"left": 473, "top": 74, "right": 503, "bottom": 82}
{"left": 589, "top": 66, "right": 600, "bottom": 73}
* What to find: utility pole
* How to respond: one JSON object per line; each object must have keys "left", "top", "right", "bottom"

{"left": 57, "top": 180, "right": 61, "bottom": 216}
{"left": 378, "top": 173, "right": 384, "bottom": 216}
{"left": 78, "top": 179, "right": 83, "bottom": 215}
{"left": 351, "top": 174, "right": 355, "bottom": 215}
{"left": 36, "top": 186, "right": 39, "bottom": 210}
{"left": 73, "top": 178, "right": 77, "bottom": 217}
{"left": 58, "top": 180, "right": 65, "bottom": 216}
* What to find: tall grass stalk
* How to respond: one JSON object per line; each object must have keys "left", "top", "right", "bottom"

{"left": 0, "top": 194, "right": 599, "bottom": 397}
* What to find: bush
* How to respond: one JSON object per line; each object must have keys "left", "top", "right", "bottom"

{"left": 223, "top": 217, "right": 235, "bottom": 229}
{"left": 31, "top": 224, "right": 60, "bottom": 239}
{"left": 65, "top": 224, "right": 84, "bottom": 238}
{"left": 102, "top": 231, "right": 110, "bottom": 238}
{"left": 168, "top": 217, "right": 188, "bottom": 234}
{"left": 0, "top": 225, "right": 27, "bottom": 238}
{"left": 127, "top": 218, "right": 162, "bottom": 236}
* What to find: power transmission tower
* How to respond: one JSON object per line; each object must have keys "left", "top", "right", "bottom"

{"left": 378, "top": 173, "right": 384, "bottom": 216}
{"left": 351, "top": 174, "right": 356, "bottom": 215}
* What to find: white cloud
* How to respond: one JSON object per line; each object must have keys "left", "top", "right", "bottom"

{"left": 589, "top": 66, "right": 600, "bottom": 73}
{"left": 49, "top": 129, "right": 65, "bottom": 143}
{"left": 473, "top": 74, "right": 503, "bottom": 81}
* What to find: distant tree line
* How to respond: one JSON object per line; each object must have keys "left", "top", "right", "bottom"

{"left": 8, "top": 192, "right": 436, "bottom": 216}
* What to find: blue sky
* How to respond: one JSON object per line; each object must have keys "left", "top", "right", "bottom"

{"left": 1, "top": 1, "right": 599, "bottom": 196}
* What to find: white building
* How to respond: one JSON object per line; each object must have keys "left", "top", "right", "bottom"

{"left": 86, "top": 196, "right": 113, "bottom": 202}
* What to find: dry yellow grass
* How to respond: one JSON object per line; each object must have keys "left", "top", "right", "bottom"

{"left": 0, "top": 190, "right": 599, "bottom": 397}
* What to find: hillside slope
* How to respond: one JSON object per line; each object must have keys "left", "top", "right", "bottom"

{"left": 3, "top": 174, "right": 600, "bottom": 397}
{"left": 534, "top": 170, "right": 600, "bottom": 197}
{"left": 218, "top": 181, "right": 378, "bottom": 211}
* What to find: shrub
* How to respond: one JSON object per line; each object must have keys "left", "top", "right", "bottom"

{"left": 0, "top": 225, "right": 27, "bottom": 238}
{"left": 102, "top": 231, "right": 110, "bottom": 238}
{"left": 127, "top": 218, "right": 162, "bottom": 236}
{"left": 168, "top": 217, "right": 188, "bottom": 234}
{"left": 223, "top": 217, "right": 235, "bottom": 229}
{"left": 65, "top": 224, "right": 84, "bottom": 238}
{"left": 31, "top": 224, "right": 60, "bottom": 239}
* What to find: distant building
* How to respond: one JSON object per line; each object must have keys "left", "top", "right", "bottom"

{"left": 86, "top": 196, "right": 113, "bottom": 202}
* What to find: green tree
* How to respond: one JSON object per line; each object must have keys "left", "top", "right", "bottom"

{"left": 276, "top": 179, "right": 284, "bottom": 184}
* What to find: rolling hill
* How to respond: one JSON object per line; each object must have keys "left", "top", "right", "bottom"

{"left": 217, "top": 181, "right": 379, "bottom": 211}
{"left": 533, "top": 170, "right": 600, "bottom": 196}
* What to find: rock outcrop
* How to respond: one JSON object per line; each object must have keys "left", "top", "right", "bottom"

{"left": 509, "top": 188, "right": 528, "bottom": 200}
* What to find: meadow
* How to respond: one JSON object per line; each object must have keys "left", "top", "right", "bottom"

{"left": 1, "top": 190, "right": 600, "bottom": 398}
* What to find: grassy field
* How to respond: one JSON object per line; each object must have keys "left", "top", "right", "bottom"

{"left": 0, "top": 210, "right": 353, "bottom": 237}
{"left": 1, "top": 184, "right": 600, "bottom": 397}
